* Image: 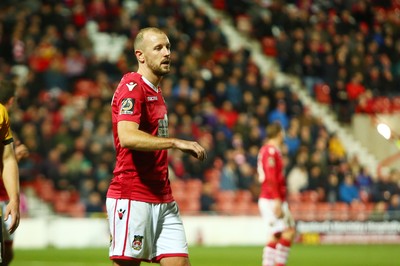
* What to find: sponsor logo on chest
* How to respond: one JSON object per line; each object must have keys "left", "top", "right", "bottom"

{"left": 147, "top": 96, "right": 158, "bottom": 101}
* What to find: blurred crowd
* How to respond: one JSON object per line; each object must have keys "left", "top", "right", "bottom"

{"left": 0, "top": 0, "right": 399, "bottom": 220}
{"left": 217, "top": 0, "right": 400, "bottom": 122}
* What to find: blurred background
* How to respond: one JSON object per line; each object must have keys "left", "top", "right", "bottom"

{"left": 0, "top": 0, "right": 400, "bottom": 254}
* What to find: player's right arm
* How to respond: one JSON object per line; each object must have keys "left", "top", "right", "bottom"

{"left": 118, "top": 121, "right": 207, "bottom": 161}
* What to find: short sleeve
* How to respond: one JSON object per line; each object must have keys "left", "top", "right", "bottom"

{"left": 0, "top": 105, "right": 13, "bottom": 145}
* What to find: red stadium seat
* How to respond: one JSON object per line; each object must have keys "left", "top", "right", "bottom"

{"left": 301, "top": 190, "right": 319, "bottom": 203}
{"left": 332, "top": 202, "right": 350, "bottom": 221}
{"left": 74, "top": 79, "right": 99, "bottom": 97}
{"left": 315, "top": 202, "right": 333, "bottom": 221}
{"left": 372, "top": 97, "right": 391, "bottom": 113}
{"left": 350, "top": 201, "right": 368, "bottom": 221}
{"left": 391, "top": 96, "right": 400, "bottom": 113}
{"left": 186, "top": 179, "right": 203, "bottom": 197}
{"left": 215, "top": 190, "right": 236, "bottom": 215}
{"left": 290, "top": 202, "right": 317, "bottom": 221}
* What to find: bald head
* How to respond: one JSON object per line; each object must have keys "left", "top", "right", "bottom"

{"left": 134, "top": 27, "right": 167, "bottom": 51}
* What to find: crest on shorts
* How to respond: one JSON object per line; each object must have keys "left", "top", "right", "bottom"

{"left": 117, "top": 209, "right": 126, "bottom": 220}
{"left": 132, "top": 235, "right": 144, "bottom": 251}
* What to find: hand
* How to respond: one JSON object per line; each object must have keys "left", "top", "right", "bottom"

{"left": 4, "top": 200, "right": 20, "bottom": 234}
{"left": 15, "top": 143, "right": 29, "bottom": 162}
{"left": 175, "top": 139, "right": 207, "bottom": 161}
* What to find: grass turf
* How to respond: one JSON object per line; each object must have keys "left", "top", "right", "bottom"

{"left": 11, "top": 244, "right": 399, "bottom": 266}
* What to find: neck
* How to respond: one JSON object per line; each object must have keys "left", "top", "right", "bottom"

{"left": 137, "top": 67, "right": 162, "bottom": 87}
{"left": 267, "top": 139, "right": 281, "bottom": 148}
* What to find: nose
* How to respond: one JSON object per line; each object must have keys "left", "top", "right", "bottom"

{"left": 163, "top": 46, "right": 171, "bottom": 56}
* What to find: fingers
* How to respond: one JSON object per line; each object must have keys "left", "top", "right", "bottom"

{"left": 180, "top": 141, "right": 207, "bottom": 161}
{"left": 192, "top": 143, "right": 207, "bottom": 161}
{"left": 6, "top": 215, "right": 19, "bottom": 234}
{"left": 4, "top": 206, "right": 20, "bottom": 234}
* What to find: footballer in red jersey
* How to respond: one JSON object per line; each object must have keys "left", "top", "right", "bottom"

{"left": 106, "top": 27, "right": 206, "bottom": 266}
{"left": 257, "top": 122, "right": 295, "bottom": 266}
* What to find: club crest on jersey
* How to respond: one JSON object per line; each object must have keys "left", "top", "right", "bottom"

{"left": 120, "top": 98, "right": 134, "bottom": 114}
{"left": 126, "top": 82, "right": 137, "bottom": 91}
{"left": 117, "top": 209, "right": 126, "bottom": 220}
{"left": 132, "top": 235, "right": 144, "bottom": 251}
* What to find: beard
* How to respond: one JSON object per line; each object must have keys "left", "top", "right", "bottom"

{"left": 147, "top": 59, "right": 170, "bottom": 76}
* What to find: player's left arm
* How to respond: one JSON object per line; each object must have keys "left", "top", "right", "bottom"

{"left": 2, "top": 142, "right": 20, "bottom": 234}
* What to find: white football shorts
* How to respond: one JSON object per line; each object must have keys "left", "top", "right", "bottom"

{"left": 258, "top": 198, "right": 295, "bottom": 235}
{"left": 106, "top": 198, "right": 189, "bottom": 263}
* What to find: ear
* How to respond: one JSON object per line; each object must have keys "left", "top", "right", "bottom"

{"left": 135, "top": 49, "right": 145, "bottom": 64}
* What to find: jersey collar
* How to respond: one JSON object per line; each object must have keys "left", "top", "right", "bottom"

{"left": 141, "top": 76, "right": 159, "bottom": 93}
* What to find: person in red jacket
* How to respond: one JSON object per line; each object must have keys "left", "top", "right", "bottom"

{"left": 257, "top": 122, "right": 296, "bottom": 266}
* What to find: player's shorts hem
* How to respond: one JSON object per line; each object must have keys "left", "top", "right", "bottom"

{"left": 110, "top": 256, "right": 150, "bottom": 262}
{"left": 154, "top": 253, "right": 189, "bottom": 262}
{"left": 110, "top": 253, "right": 188, "bottom": 263}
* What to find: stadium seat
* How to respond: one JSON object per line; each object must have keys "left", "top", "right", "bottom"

{"left": 315, "top": 202, "right": 333, "bottom": 221}
{"left": 290, "top": 202, "right": 317, "bottom": 221}
{"left": 287, "top": 193, "right": 301, "bottom": 204}
{"left": 301, "top": 190, "right": 319, "bottom": 203}
{"left": 34, "top": 177, "right": 56, "bottom": 203}
{"left": 332, "top": 202, "right": 350, "bottom": 221}
{"left": 179, "top": 199, "right": 201, "bottom": 215}
{"left": 215, "top": 190, "right": 236, "bottom": 215}
{"left": 73, "top": 79, "right": 99, "bottom": 97}
{"left": 372, "top": 97, "right": 391, "bottom": 113}
{"left": 186, "top": 179, "right": 203, "bottom": 197}
{"left": 67, "top": 202, "right": 86, "bottom": 218}
{"left": 391, "top": 96, "right": 400, "bottom": 113}
{"left": 235, "top": 190, "right": 253, "bottom": 203}
{"left": 171, "top": 180, "right": 185, "bottom": 197}
{"left": 350, "top": 201, "right": 369, "bottom": 221}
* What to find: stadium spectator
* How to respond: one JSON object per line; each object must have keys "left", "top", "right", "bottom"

{"left": 287, "top": 163, "right": 308, "bottom": 195}
{"left": 354, "top": 166, "right": 374, "bottom": 198}
{"left": 268, "top": 99, "right": 290, "bottom": 129}
{"left": 339, "top": 173, "right": 360, "bottom": 204}
{"left": 0, "top": 0, "right": 397, "bottom": 223}
{"left": 324, "top": 172, "right": 340, "bottom": 203}
{"left": 371, "top": 169, "right": 398, "bottom": 202}
{"left": 387, "top": 194, "right": 400, "bottom": 220}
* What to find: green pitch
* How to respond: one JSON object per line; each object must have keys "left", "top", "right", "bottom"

{"left": 12, "top": 244, "right": 399, "bottom": 266}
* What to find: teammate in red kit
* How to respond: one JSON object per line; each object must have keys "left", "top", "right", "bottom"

{"left": 257, "top": 122, "right": 296, "bottom": 266}
{"left": 106, "top": 27, "right": 207, "bottom": 266}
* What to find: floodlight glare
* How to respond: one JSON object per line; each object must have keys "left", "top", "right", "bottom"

{"left": 377, "top": 123, "right": 391, "bottom": 140}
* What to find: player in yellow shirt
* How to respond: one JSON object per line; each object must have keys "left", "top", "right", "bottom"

{"left": 0, "top": 80, "right": 21, "bottom": 265}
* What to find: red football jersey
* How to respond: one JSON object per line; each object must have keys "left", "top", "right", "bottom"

{"left": 107, "top": 72, "right": 173, "bottom": 203}
{"left": 257, "top": 144, "right": 286, "bottom": 201}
